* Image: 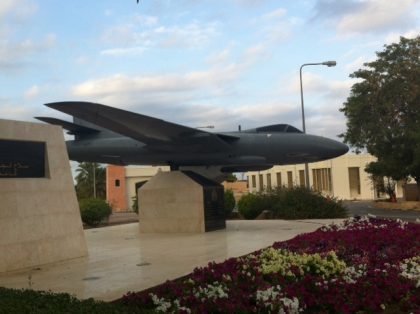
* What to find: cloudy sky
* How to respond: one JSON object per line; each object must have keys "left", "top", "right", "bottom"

{"left": 1, "top": 0, "right": 419, "bottom": 141}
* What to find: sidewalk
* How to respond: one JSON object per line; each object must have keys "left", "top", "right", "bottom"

{"left": 0, "top": 219, "right": 342, "bottom": 301}
{"left": 108, "top": 211, "right": 138, "bottom": 225}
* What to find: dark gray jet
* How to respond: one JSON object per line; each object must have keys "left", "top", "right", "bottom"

{"left": 36, "top": 101, "right": 348, "bottom": 181}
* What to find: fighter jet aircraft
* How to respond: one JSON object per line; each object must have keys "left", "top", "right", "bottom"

{"left": 36, "top": 101, "right": 348, "bottom": 181}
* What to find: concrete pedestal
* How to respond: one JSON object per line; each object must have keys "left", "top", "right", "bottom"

{"left": 138, "top": 171, "right": 226, "bottom": 233}
{"left": 0, "top": 119, "right": 87, "bottom": 273}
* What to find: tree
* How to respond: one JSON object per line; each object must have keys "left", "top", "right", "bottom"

{"left": 225, "top": 173, "right": 238, "bottom": 182}
{"left": 224, "top": 189, "right": 236, "bottom": 217}
{"left": 75, "top": 162, "right": 106, "bottom": 200}
{"left": 340, "top": 36, "right": 420, "bottom": 199}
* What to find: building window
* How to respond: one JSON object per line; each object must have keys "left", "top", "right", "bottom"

{"left": 287, "top": 171, "right": 293, "bottom": 188}
{"left": 251, "top": 175, "right": 256, "bottom": 188}
{"left": 348, "top": 167, "right": 361, "bottom": 197}
{"left": 259, "top": 174, "right": 264, "bottom": 191}
{"left": 276, "top": 172, "right": 282, "bottom": 187}
{"left": 312, "top": 168, "right": 332, "bottom": 193}
{"left": 267, "top": 173, "right": 272, "bottom": 189}
{"left": 299, "top": 170, "right": 305, "bottom": 187}
{"left": 115, "top": 179, "right": 120, "bottom": 187}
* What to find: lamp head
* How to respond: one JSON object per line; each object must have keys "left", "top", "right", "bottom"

{"left": 322, "top": 61, "right": 337, "bottom": 67}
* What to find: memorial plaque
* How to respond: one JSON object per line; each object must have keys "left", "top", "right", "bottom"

{"left": 183, "top": 171, "right": 226, "bottom": 232}
{"left": 0, "top": 139, "right": 46, "bottom": 178}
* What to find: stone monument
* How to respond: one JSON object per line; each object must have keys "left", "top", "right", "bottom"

{"left": 0, "top": 119, "right": 87, "bottom": 273}
{"left": 138, "top": 171, "right": 226, "bottom": 233}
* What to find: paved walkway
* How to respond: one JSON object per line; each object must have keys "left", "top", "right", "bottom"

{"left": 344, "top": 201, "right": 419, "bottom": 222}
{"left": 0, "top": 219, "right": 341, "bottom": 301}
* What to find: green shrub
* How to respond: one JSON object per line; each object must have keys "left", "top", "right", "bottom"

{"left": 238, "top": 193, "right": 264, "bottom": 219}
{"left": 132, "top": 195, "right": 139, "bottom": 214}
{"left": 0, "top": 287, "right": 149, "bottom": 314}
{"left": 271, "top": 187, "right": 347, "bottom": 219}
{"left": 238, "top": 187, "right": 347, "bottom": 220}
{"left": 79, "top": 198, "right": 112, "bottom": 227}
{"left": 224, "top": 189, "right": 236, "bottom": 217}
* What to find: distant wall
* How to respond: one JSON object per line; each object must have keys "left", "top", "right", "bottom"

{"left": 223, "top": 181, "right": 248, "bottom": 202}
{"left": 404, "top": 183, "right": 419, "bottom": 201}
{"left": 246, "top": 154, "right": 406, "bottom": 200}
{"left": 0, "top": 119, "right": 87, "bottom": 273}
{"left": 106, "top": 165, "right": 128, "bottom": 211}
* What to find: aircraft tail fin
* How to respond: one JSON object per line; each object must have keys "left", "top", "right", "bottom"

{"left": 35, "top": 116, "right": 118, "bottom": 140}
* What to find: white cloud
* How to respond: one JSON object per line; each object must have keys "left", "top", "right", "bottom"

{"left": 0, "top": 0, "right": 54, "bottom": 71}
{"left": 100, "top": 46, "right": 145, "bottom": 57}
{"left": 0, "top": 0, "right": 16, "bottom": 18}
{"left": 24, "top": 85, "right": 40, "bottom": 100}
{"left": 306, "top": 112, "right": 346, "bottom": 139}
{"left": 73, "top": 39, "right": 266, "bottom": 104}
{"left": 337, "top": 0, "right": 418, "bottom": 34}
{"left": 257, "top": 7, "right": 298, "bottom": 43}
{"left": 0, "top": 0, "right": 37, "bottom": 40}
{"left": 102, "top": 14, "right": 219, "bottom": 54}
{"left": 313, "top": 0, "right": 419, "bottom": 35}
{"left": 72, "top": 64, "right": 243, "bottom": 100}
{"left": 0, "top": 0, "right": 37, "bottom": 20}
{"left": 131, "top": 14, "right": 159, "bottom": 27}
{"left": 157, "top": 22, "right": 219, "bottom": 48}
{"left": 0, "top": 34, "right": 57, "bottom": 70}
{"left": 234, "top": 0, "right": 268, "bottom": 7}
{"left": 75, "top": 56, "right": 89, "bottom": 65}
{"left": 262, "top": 8, "right": 287, "bottom": 20}
{"left": 0, "top": 103, "right": 39, "bottom": 122}
{"left": 288, "top": 72, "right": 352, "bottom": 99}
{"left": 244, "top": 43, "right": 267, "bottom": 63}
{"left": 206, "top": 47, "right": 231, "bottom": 65}
{"left": 385, "top": 29, "right": 420, "bottom": 44}
{"left": 344, "top": 55, "right": 379, "bottom": 74}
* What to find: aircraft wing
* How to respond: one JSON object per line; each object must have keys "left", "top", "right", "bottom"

{"left": 35, "top": 117, "right": 99, "bottom": 135}
{"left": 45, "top": 101, "right": 238, "bottom": 151}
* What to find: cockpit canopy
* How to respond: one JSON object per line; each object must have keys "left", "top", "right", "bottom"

{"left": 244, "top": 124, "right": 302, "bottom": 133}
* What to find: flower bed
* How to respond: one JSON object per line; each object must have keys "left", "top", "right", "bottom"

{"left": 119, "top": 217, "right": 420, "bottom": 313}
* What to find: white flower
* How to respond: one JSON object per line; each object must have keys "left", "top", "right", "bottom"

{"left": 400, "top": 256, "right": 420, "bottom": 287}
{"left": 193, "top": 282, "right": 229, "bottom": 301}
{"left": 256, "top": 286, "right": 304, "bottom": 313}
{"left": 278, "top": 297, "right": 302, "bottom": 314}
{"left": 150, "top": 293, "right": 172, "bottom": 313}
{"left": 320, "top": 216, "right": 407, "bottom": 232}
{"left": 342, "top": 264, "right": 367, "bottom": 284}
{"left": 149, "top": 294, "right": 191, "bottom": 313}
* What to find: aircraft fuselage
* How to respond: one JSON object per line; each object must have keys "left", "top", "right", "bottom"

{"left": 66, "top": 131, "right": 348, "bottom": 170}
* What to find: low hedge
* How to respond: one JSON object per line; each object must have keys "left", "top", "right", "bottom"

{"left": 0, "top": 287, "right": 150, "bottom": 314}
{"left": 224, "top": 189, "right": 236, "bottom": 217}
{"left": 238, "top": 193, "right": 269, "bottom": 219}
{"left": 79, "top": 198, "right": 112, "bottom": 227}
{"left": 238, "top": 187, "right": 347, "bottom": 219}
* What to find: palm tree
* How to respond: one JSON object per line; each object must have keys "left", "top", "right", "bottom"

{"left": 75, "top": 162, "right": 106, "bottom": 200}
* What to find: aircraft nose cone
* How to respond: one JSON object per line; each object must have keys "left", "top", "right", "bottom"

{"left": 324, "top": 138, "right": 349, "bottom": 158}
{"left": 337, "top": 141, "right": 349, "bottom": 155}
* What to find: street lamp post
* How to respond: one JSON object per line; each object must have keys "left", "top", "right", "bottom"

{"left": 299, "top": 61, "right": 336, "bottom": 189}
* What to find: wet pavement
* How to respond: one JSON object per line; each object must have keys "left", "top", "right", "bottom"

{"left": 0, "top": 219, "right": 342, "bottom": 301}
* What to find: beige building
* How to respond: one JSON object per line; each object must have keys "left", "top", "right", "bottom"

{"left": 107, "top": 165, "right": 170, "bottom": 212}
{"left": 106, "top": 165, "right": 248, "bottom": 212}
{"left": 246, "top": 154, "right": 405, "bottom": 200}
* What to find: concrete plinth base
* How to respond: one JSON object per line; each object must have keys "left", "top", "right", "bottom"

{"left": 0, "top": 119, "right": 87, "bottom": 273}
{"left": 138, "top": 171, "right": 226, "bottom": 233}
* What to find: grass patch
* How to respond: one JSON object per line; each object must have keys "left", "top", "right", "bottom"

{"left": 0, "top": 288, "right": 152, "bottom": 314}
